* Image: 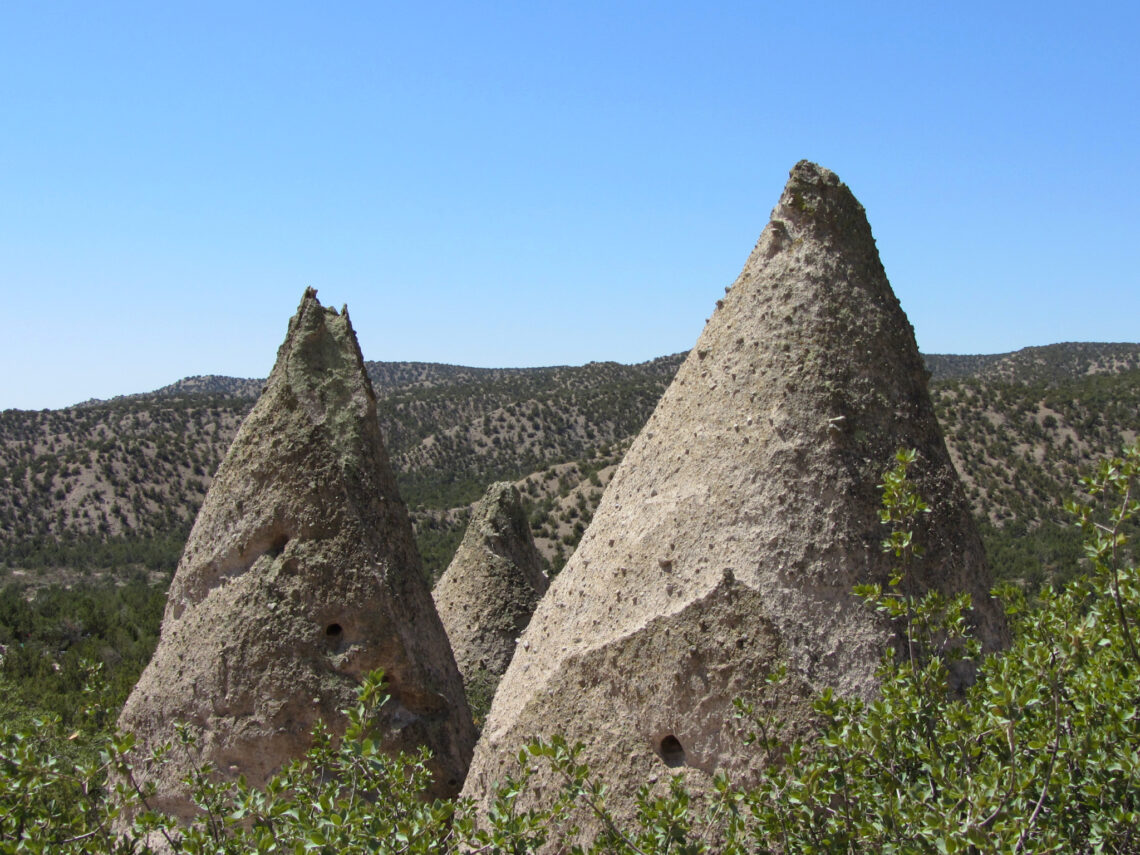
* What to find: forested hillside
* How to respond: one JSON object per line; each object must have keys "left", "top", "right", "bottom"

{"left": 376, "top": 355, "right": 683, "bottom": 508}
{"left": 2, "top": 343, "right": 1137, "bottom": 590}
{"left": 926, "top": 341, "right": 1140, "bottom": 383}
{"left": 932, "top": 365, "right": 1139, "bottom": 587}
{"left": 0, "top": 395, "right": 244, "bottom": 576}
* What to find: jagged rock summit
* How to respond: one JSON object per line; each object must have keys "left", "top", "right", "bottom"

{"left": 433, "top": 482, "right": 549, "bottom": 696}
{"left": 462, "top": 162, "right": 1007, "bottom": 830}
{"left": 119, "top": 289, "right": 476, "bottom": 825}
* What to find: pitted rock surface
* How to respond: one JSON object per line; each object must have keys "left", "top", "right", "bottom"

{"left": 118, "top": 290, "right": 476, "bottom": 827}
{"left": 433, "top": 482, "right": 549, "bottom": 693}
{"left": 462, "top": 161, "right": 1006, "bottom": 837}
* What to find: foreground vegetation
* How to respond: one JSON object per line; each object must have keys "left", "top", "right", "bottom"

{"left": 0, "top": 579, "right": 165, "bottom": 727}
{"left": 2, "top": 443, "right": 1137, "bottom": 853}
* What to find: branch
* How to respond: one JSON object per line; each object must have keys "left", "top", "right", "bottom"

{"left": 1014, "top": 650, "right": 1062, "bottom": 855}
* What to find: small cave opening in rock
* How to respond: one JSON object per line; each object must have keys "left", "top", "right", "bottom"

{"left": 267, "top": 533, "right": 290, "bottom": 558}
{"left": 325, "top": 623, "right": 343, "bottom": 639}
{"left": 659, "top": 734, "right": 686, "bottom": 767}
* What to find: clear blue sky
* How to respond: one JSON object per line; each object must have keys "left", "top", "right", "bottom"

{"left": 2, "top": 1, "right": 1137, "bottom": 410}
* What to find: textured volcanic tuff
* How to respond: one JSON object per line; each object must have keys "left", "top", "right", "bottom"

{"left": 462, "top": 161, "right": 1007, "bottom": 833}
{"left": 118, "top": 290, "right": 476, "bottom": 825}
{"left": 433, "top": 482, "right": 549, "bottom": 694}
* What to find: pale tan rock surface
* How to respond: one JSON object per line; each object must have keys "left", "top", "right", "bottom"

{"left": 462, "top": 161, "right": 1006, "bottom": 832}
{"left": 118, "top": 289, "right": 476, "bottom": 826}
{"left": 433, "top": 482, "right": 548, "bottom": 694}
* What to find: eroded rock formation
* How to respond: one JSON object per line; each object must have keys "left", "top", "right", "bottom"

{"left": 462, "top": 161, "right": 1006, "bottom": 834}
{"left": 118, "top": 289, "right": 476, "bottom": 826}
{"left": 433, "top": 482, "right": 548, "bottom": 698}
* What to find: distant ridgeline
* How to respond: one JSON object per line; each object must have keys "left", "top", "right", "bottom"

{"left": 0, "top": 342, "right": 1137, "bottom": 588}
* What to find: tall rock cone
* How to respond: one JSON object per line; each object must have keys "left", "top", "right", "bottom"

{"left": 432, "top": 482, "right": 549, "bottom": 707}
{"left": 462, "top": 162, "right": 1007, "bottom": 834}
{"left": 119, "top": 289, "right": 476, "bottom": 826}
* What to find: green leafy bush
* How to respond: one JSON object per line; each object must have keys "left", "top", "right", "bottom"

{"left": 729, "top": 442, "right": 1139, "bottom": 852}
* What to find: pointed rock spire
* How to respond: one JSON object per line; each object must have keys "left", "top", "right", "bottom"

{"left": 433, "top": 482, "right": 549, "bottom": 702}
{"left": 119, "top": 290, "right": 476, "bottom": 825}
{"left": 462, "top": 162, "right": 1006, "bottom": 834}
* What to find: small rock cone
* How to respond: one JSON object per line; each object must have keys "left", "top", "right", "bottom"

{"left": 119, "top": 290, "right": 476, "bottom": 827}
{"left": 462, "top": 162, "right": 1006, "bottom": 834}
{"left": 433, "top": 482, "right": 549, "bottom": 705}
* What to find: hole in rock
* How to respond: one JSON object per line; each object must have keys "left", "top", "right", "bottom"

{"left": 267, "top": 534, "right": 289, "bottom": 558}
{"left": 659, "top": 734, "right": 686, "bottom": 768}
{"left": 325, "top": 623, "right": 343, "bottom": 638}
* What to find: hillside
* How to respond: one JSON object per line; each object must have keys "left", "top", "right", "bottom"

{"left": 0, "top": 394, "right": 245, "bottom": 578}
{"left": 925, "top": 342, "right": 1140, "bottom": 383}
{"left": 1, "top": 343, "right": 1138, "bottom": 589}
{"left": 0, "top": 356, "right": 683, "bottom": 583}
{"left": 375, "top": 355, "right": 684, "bottom": 508}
